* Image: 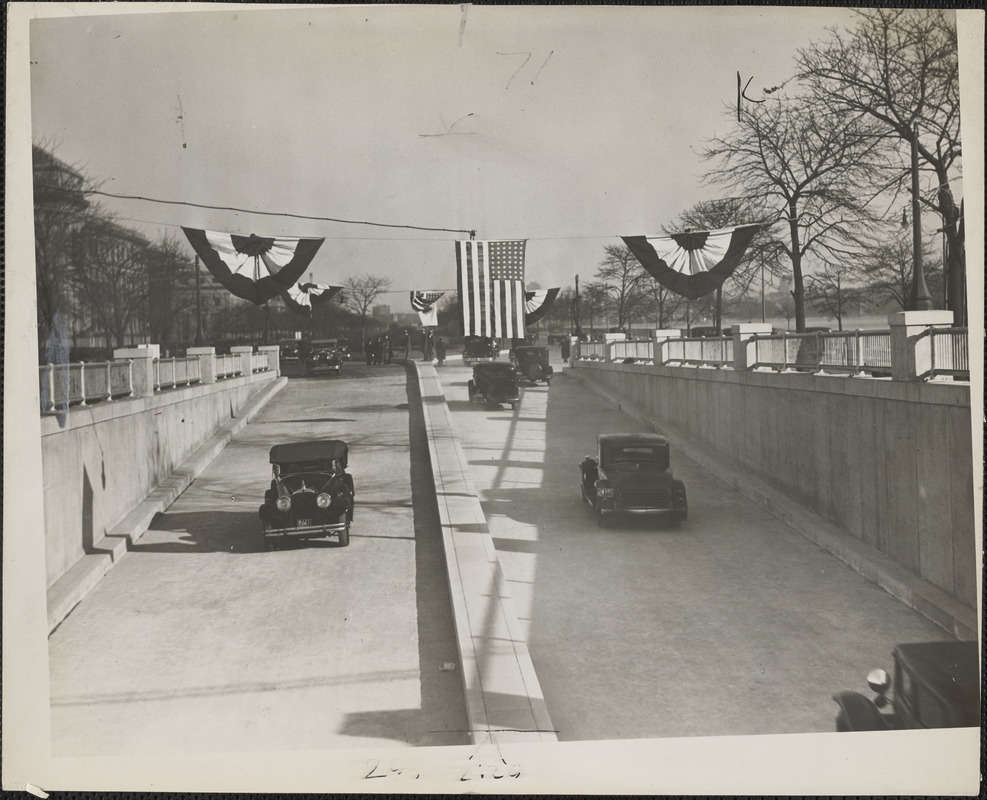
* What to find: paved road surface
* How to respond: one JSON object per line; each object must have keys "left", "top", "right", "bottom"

{"left": 440, "top": 351, "right": 951, "bottom": 741}
{"left": 48, "top": 363, "right": 469, "bottom": 755}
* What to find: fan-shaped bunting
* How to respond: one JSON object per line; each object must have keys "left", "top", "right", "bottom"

{"left": 622, "top": 224, "right": 762, "bottom": 300}
{"left": 524, "top": 288, "right": 560, "bottom": 326}
{"left": 182, "top": 227, "right": 325, "bottom": 305}
{"left": 282, "top": 283, "right": 343, "bottom": 316}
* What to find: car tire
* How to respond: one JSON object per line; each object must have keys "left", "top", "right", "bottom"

{"left": 836, "top": 710, "right": 850, "bottom": 732}
{"left": 338, "top": 525, "right": 350, "bottom": 547}
{"left": 510, "top": 401, "right": 517, "bottom": 410}
{"left": 467, "top": 380, "right": 475, "bottom": 400}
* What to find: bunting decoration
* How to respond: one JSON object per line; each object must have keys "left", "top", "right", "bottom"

{"left": 524, "top": 287, "right": 560, "bottom": 326}
{"left": 456, "top": 239, "right": 526, "bottom": 338}
{"left": 281, "top": 282, "right": 344, "bottom": 316}
{"left": 410, "top": 291, "right": 445, "bottom": 327}
{"left": 182, "top": 228, "right": 325, "bottom": 305}
{"left": 622, "top": 224, "right": 762, "bottom": 300}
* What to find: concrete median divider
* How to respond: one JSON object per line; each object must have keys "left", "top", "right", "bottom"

{"left": 415, "top": 363, "right": 558, "bottom": 745}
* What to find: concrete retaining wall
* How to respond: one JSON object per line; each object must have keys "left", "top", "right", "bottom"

{"left": 575, "top": 361, "right": 976, "bottom": 611}
{"left": 41, "top": 371, "right": 279, "bottom": 590}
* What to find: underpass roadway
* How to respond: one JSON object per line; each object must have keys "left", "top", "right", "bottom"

{"left": 436, "top": 351, "right": 955, "bottom": 741}
{"left": 47, "top": 350, "right": 960, "bottom": 756}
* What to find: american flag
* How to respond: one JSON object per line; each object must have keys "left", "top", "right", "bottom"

{"left": 456, "top": 240, "right": 526, "bottom": 338}
{"left": 410, "top": 291, "right": 445, "bottom": 326}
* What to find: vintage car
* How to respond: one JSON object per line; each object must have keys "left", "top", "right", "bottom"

{"left": 306, "top": 338, "right": 342, "bottom": 376}
{"left": 278, "top": 339, "right": 301, "bottom": 363}
{"left": 580, "top": 433, "right": 687, "bottom": 527}
{"left": 258, "top": 440, "right": 354, "bottom": 548}
{"left": 833, "top": 640, "right": 980, "bottom": 731}
{"left": 468, "top": 362, "right": 520, "bottom": 409}
{"left": 512, "top": 345, "right": 554, "bottom": 384}
{"left": 463, "top": 336, "right": 499, "bottom": 364}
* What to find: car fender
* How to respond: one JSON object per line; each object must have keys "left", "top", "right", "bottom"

{"left": 832, "top": 691, "right": 889, "bottom": 731}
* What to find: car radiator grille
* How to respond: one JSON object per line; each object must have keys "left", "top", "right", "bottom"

{"left": 617, "top": 488, "right": 673, "bottom": 508}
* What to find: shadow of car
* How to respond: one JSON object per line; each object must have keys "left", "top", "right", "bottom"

{"left": 258, "top": 440, "right": 354, "bottom": 549}
{"left": 580, "top": 433, "right": 687, "bottom": 528}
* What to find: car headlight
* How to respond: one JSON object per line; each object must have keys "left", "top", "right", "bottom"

{"left": 316, "top": 493, "right": 332, "bottom": 509}
{"left": 276, "top": 496, "right": 291, "bottom": 512}
{"left": 596, "top": 486, "right": 614, "bottom": 497}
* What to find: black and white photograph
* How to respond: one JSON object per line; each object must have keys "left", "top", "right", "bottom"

{"left": 4, "top": 3, "right": 983, "bottom": 795}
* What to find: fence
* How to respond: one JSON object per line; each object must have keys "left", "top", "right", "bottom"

{"left": 153, "top": 357, "right": 202, "bottom": 391}
{"left": 575, "top": 327, "right": 969, "bottom": 382}
{"left": 251, "top": 352, "right": 271, "bottom": 373}
{"left": 215, "top": 353, "right": 244, "bottom": 379}
{"left": 751, "top": 331, "right": 893, "bottom": 376}
{"left": 928, "top": 327, "right": 969, "bottom": 379}
{"left": 659, "top": 336, "right": 733, "bottom": 368}
{"left": 611, "top": 340, "right": 654, "bottom": 362}
{"left": 39, "top": 360, "right": 134, "bottom": 410}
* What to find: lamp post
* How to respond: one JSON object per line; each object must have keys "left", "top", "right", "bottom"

{"left": 193, "top": 255, "right": 203, "bottom": 346}
{"left": 907, "top": 123, "right": 933, "bottom": 311}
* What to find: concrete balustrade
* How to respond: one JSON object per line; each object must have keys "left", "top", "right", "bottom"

{"left": 889, "top": 310, "right": 956, "bottom": 381}
{"left": 112, "top": 344, "right": 160, "bottom": 398}
{"left": 186, "top": 346, "right": 217, "bottom": 383}
{"left": 258, "top": 344, "right": 281, "bottom": 376}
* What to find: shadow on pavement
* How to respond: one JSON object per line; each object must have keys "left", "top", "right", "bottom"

{"left": 134, "top": 510, "right": 266, "bottom": 553}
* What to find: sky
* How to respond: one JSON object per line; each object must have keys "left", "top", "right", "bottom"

{"left": 26, "top": 4, "right": 890, "bottom": 300}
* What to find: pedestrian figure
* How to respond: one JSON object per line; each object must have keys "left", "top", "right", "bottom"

{"left": 365, "top": 339, "right": 372, "bottom": 366}
{"left": 561, "top": 336, "right": 571, "bottom": 362}
{"left": 404, "top": 333, "right": 411, "bottom": 360}
{"left": 435, "top": 337, "right": 446, "bottom": 366}
{"left": 386, "top": 336, "right": 393, "bottom": 364}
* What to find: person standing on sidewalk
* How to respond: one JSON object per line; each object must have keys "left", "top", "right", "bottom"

{"left": 435, "top": 337, "right": 446, "bottom": 366}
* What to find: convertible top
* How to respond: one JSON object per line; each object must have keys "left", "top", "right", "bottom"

{"left": 473, "top": 361, "right": 515, "bottom": 373}
{"left": 269, "top": 440, "right": 348, "bottom": 465}
{"left": 599, "top": 433, "right": 669, "bottom": 449}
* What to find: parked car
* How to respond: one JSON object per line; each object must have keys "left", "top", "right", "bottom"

{"left": 258, "top": 440, "right": 354, "bottom": 549}
{"left": 468, "top": 362, "right": 520, "bottom": 409}
{"left": 279, "top": 339, "right": 300, "bottom": 362}
{"left": 306, "top": 339, "right": 342, "bottom": 376}
{"left": 463, "top": 336, "right": 499, "bottom": 363}
{"left": 832, "top": 640, "right": 980, "bottom": 731}
{"left": 579, "top": 433, "right": 688, "bottom": 528}
{"left": 512, "top": 345, "right": 554, "bottom": 384}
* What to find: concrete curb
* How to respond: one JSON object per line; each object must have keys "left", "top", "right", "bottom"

{"left": 46, "top": 377, "right": 288, "bottom": 634}
{"left": 415, "top": 363, "right": 557, "bottom": 745}
{"left": 568, "top": 368, "right": 978, "bottom": 641}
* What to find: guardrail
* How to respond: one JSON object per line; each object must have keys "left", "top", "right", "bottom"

{"left": 250, "top": 352, "right": 270, "bottom": 373}
{"left": 751, "top": 331, "right": 893, "bottom": 376}
{"left": 215, "top": 353, "right": 244, "bottom": 379}
{"left": 39, "top": 360, "right": 134, "bottom": 410}
{"left": 153, "top": 357, "right": 202, "bottom": 391}
{"left": 928, "top": 327, "right": 969, "bottom": 379}
{"left": 611, "top": 340, "right": 654, "bottom": 361}
{"left": 579, "top": 342, "right": 606, "bottom": 360}
{"left": 659, "top": 336, "right": 733, "bottom": 367}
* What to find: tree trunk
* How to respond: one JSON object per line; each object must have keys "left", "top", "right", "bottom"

{"left": 788, "top": 201, "right": 806, "bottom": 332}
{"left": 937, "top": 177, "right": 965, "bottom": 326}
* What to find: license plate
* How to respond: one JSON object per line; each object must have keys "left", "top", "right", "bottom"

{"left": 297, "top": 518, "right": 312, "bottom": 527}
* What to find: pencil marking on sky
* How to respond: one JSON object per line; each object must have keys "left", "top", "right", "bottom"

{"left": 531, "top": 50, "right": 554, "bottom": 85}
{"left": 458, "top": 4, "right": 469, "bottom": 46}
{"left": 497, "top": 51, "right": 532, "bottom": 90}
{"left": 176, "top": 95, "right": 187, "bottom": 149}
{"left": 418, "top": 113, "right": 475, "bottom": 138}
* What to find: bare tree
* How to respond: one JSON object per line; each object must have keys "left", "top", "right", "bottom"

{"left": 701, "top": 95, "right": 890, "bottom": 332}
{"left": 580, "top": 282, "right": 611, "bottom": 336}
{"left": 33, "top": 143, "right": 95, "bottom": 358}
{"left": 855, "top": 226, "right": 944, "bottom": 312}
{"left": 70, "top": 216, "right": 152, "bottom": 350}
{"left": 342, "top": 274, "right": 393, "bottom": 345}
{"left": 803, "top": 263, "right": 866, "bottom": 331}
{"left": 595, "top": 245, "right": 648, "bottom": 330}
{"left": 797, "top": 8, "right": 964, "bottom": 322}
{"left": 148, "top": 234, "right": 197, "bottom": 352}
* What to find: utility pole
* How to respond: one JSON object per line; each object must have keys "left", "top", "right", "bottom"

{"left": 193, "top": 255, "right": 203, "bottom": 346}
{"left": 574, "top": 274, "right": 581, "bottom": 338}
{"left": 908, "top": 123, "right": 933, "bottom": 311}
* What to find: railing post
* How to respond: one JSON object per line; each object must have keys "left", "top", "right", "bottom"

{"left": 187, "top": 346, "right": 217, "bottom": 384}
{"left": 231, "top": 345, "right": 253, "bottom": 375}
{"left": 44, "top": 364, "right": 55, "bottom": 412}
{"left": 257, "top": 345, "right": 281, "bottom": 376}
{"left": 113, "top": 344, "right": 159, "bottom": 398}
{"left": 731, "top": 323, "right": 772, "bottom": 371}
{"left": 105, "top": 361, "right": 113, "bottom": 402}
{"left": 78, "top": 362, "right": 88, "bottom": 406}
{"left": 888, "top": 310, "right": 954, "bottom": 381}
